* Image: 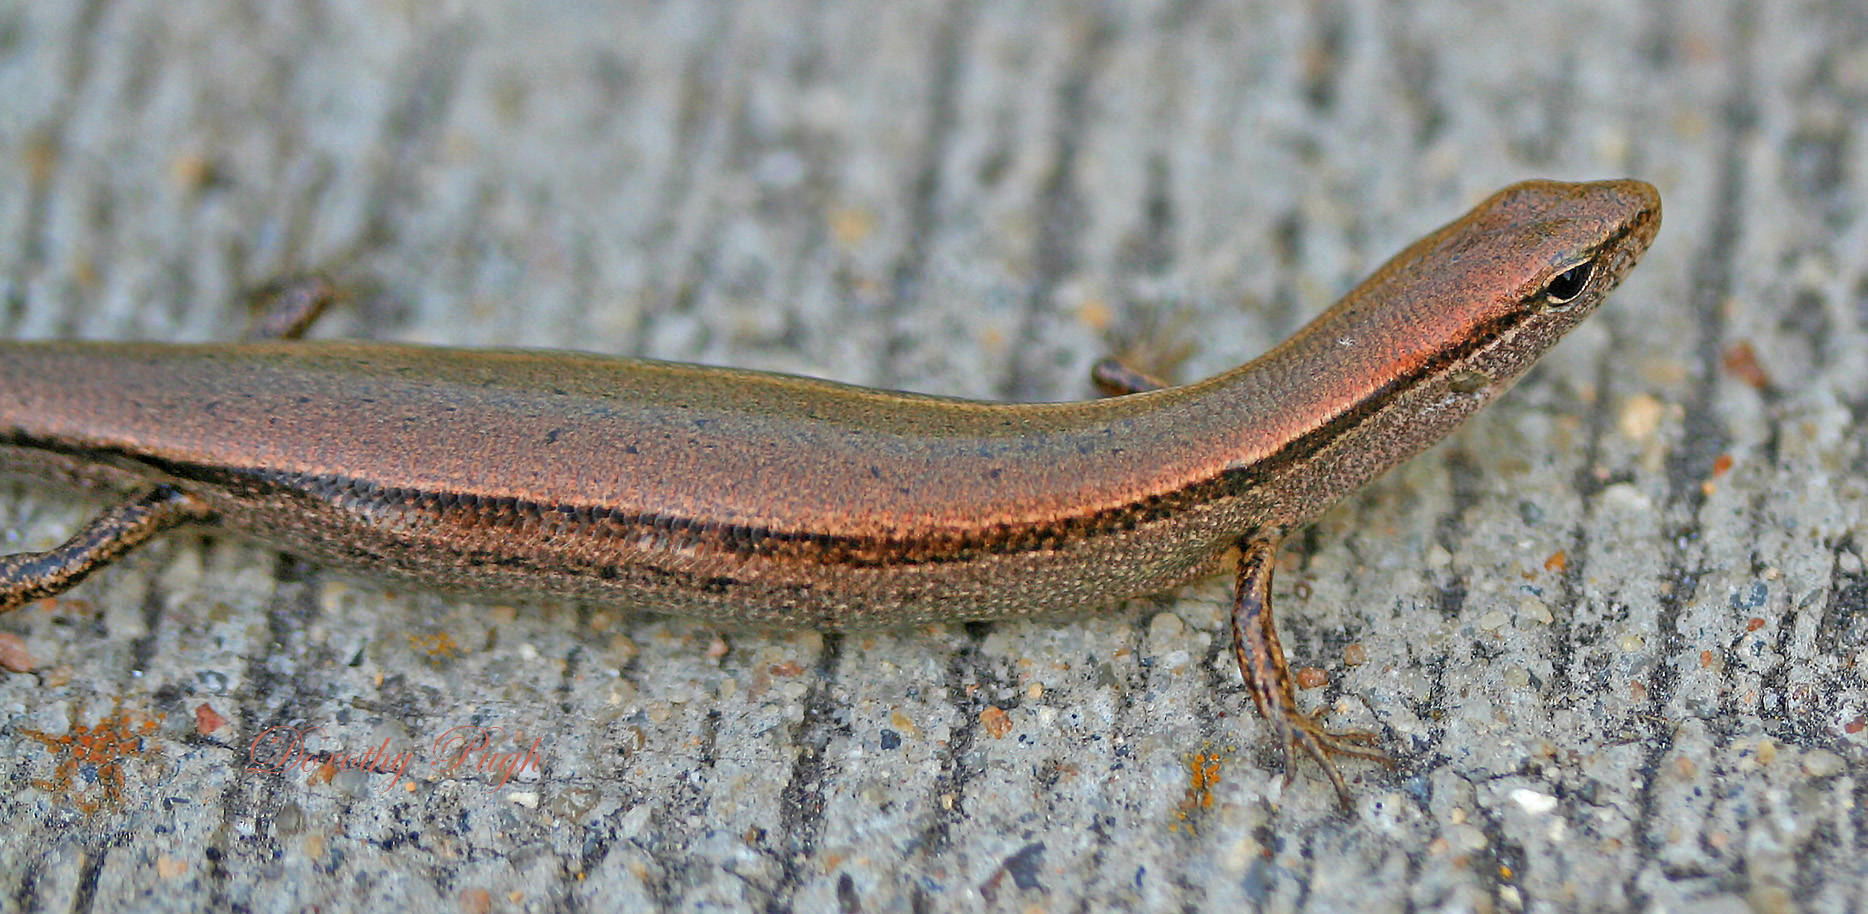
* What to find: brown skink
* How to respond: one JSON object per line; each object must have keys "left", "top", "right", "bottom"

{"left": 0, "top": 179, "right": 1661, "bottom": 803}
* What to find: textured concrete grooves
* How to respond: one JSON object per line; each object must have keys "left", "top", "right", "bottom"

{"left": 1664, "top": 17, "right": 1751, "bottom": 511}
{"left": 921, "top": 622, "right": 990, "bottom": 856}
{"left": 770, "top": 633, "right": 844, "bottom": 914}
{"left": 5, "top": 1, "right": 1868, "bottom": 911}
{"left": 1622, "top": 5, "right": 1754, "bottom": 910}
{"left": 68, "top": 841, "right": 106, "bottom": 914}
{"left": 1002, "top": 10, "right": 1107, "bottom": 402}
{"left": 879, "top": 0, "right": 970, "bottom": 372}
{"left": 16, "top": 0, "right": 106, "bottom": 286}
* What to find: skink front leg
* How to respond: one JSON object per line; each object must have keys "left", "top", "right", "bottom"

{"left": 0, "top": 486, "right": 210, "bottom": 613}
{"left": 1089, "top": 356, "right": 1172, "bottom": 396}
{"left": 1232, "top": 535, "right": 1393, "bottom": 807}
{"left": 242, "top": 275, "right": 336, "bottom": 341}
{"left": 0, "top": 278, "right": 330, "bottom": 616}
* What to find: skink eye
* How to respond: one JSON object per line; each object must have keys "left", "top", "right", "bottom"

{"left": 1543, "top": 260, "right": 1594, "bottom": 306}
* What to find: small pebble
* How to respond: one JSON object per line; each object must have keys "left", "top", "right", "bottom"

{"left": 1802, "top": 749, "right": 1845, "bottom": 777}
{"left": 1520, "top": 597, "right": 1553, "bottom": 625}
{"left": 1617, "top": 393, "right": 1665, "bottom": 442}
{"left": 1509, "top": 787, "right": 1558, "bottom": 814}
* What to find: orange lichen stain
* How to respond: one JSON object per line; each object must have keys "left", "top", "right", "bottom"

{"left": 1176, "top": 748, "right": 1227, "bottom": 830}
{"left": 1746, "top": 617, "right": 1767, "bottom": 633}
{"left": 1720, "top": 342, "right": 1771, "bottom": 389}
{"left": 194, "top": 703, "right": 226, "bottom": 735}
{"left": 1710, "top": 454, "right": 1734, "bottom": 477}
{"left": 459, "top": 888, "right": 494, "bottom": 914}
{"left": 1544, "top": 550, "right": 1568, "bottom": 573}
{"left": 409, "top": 631, "right": 462, "bottom": 659}
{"left": 977, "top": 326, "right": 1007, "bottom": 354}
{"left": 71, "top": 254, "right": 99, "bottom": 290}
{"left": 889, "top": 711, "right": 921, "bottom": 738}
{"left": 24, "top": 133, "right": 56, "bottom": 186}
{"left": 19, "top": 704, "right": 164, "bottom": 813}
{"left": 979, "top": 705, "right": 1012, "bottom": 739}
{"left": 0, "top": 632, "right": 35, "bottom": 672}
{"left": 168, "top": 153, "right": 220, "bottom": 193}
{"left": 1755, "top": 739, "right": 1778, "bottom": 766}
{"left": 768, "top": 660, "right": 805, "bottom": 677}
{"left": 35, "top": 596, "right": 95, "bottom": 616}
{"left": 828, "top": 206, "right": 874, "bottom": 247}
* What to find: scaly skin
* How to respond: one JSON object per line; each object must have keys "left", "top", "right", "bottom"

{"left": 0, "top": 179, "right": 1661, "bottom": 805}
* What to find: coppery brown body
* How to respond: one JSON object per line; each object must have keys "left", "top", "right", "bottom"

{"left": 0, "top": 179, "right": 1661, "bottom": 804}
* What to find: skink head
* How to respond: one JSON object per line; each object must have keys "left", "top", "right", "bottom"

{"left": 1461, "top": 178, "right": 1661, "bottom": 325}
{"left": 1455, "top": 178, "right": 1661, "bottom": 383}
{"left": 1333, "top": 178, "right": 1662, "bottom": 400}
{"left": 1209, "top": 179, "right": 1660, "bottom": 517}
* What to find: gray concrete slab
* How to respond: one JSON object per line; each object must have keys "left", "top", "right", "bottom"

{"left": 1, "top": 1, "right": 1865, "bottom": 911}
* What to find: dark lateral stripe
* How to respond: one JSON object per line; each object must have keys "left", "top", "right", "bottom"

{"left": 0, "top": 272, "right": 1581, "bottom": 571}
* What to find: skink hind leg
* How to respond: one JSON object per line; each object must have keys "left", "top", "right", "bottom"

{"left": 1090, "top": 308, "right": 1196, "bottom": 396}
{"left": 242, "top": 275, "right": 336, "bottom": 341}
{"left": 1233, "top": 536, "right": 1393, "bottom": 808}
{"left": 0, "top": 487, "right": 209, "bottom": 613}
{"left": 1090, "top": 356, "right": 1172, "bottom": 396}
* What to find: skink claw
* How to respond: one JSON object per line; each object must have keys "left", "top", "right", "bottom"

{"left": 1233, "top": 536, "right": 1393, "bottom": 808}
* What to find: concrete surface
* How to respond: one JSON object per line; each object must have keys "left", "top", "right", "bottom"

{"left": 2, "top": 1, "right": 1866, "bottom": 912}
